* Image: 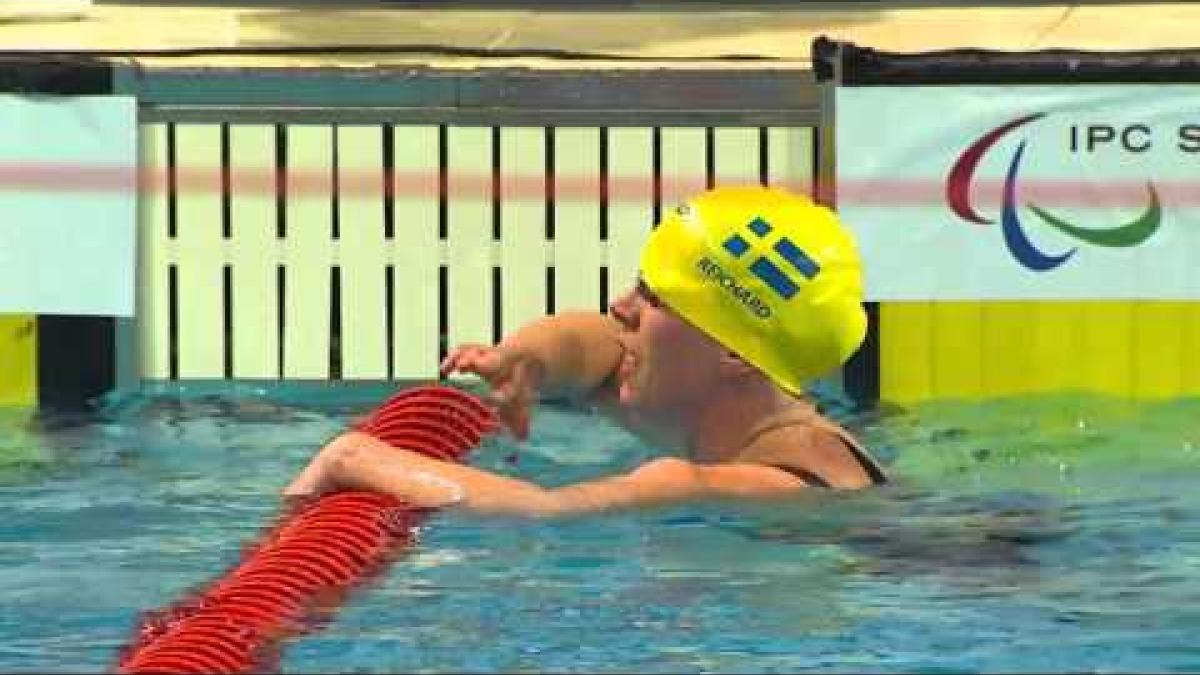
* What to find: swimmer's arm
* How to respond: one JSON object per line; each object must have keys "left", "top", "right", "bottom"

{"left": 499, "top": 311, "right": 625, "bottom": 398}
{"left": 283, "top": 432, "right": 543, "bottom": 510}
{"left": 536, "top": 458, "right": 810, "bottom": 517}
{"left": 284, "top": 434, "right": 806, "bottom": 517}
{"left": 440, "top": 312, "right": 625, "bottom": 438}
{"left": 443, "top": 311, "right": 624, "bottom": 400}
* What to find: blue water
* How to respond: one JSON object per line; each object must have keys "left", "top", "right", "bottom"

{"left": 1, "top": 383, "right": 1199, "bottom": 673}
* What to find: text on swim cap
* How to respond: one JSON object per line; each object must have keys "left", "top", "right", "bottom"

{"left": 696, "top": 256, "right": 772, "bottom": 319}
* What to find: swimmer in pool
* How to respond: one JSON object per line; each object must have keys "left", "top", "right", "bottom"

{"left": 284, "top": 185, "right": 886, "bottom": 516}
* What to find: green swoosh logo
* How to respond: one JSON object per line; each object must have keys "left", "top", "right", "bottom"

{"left": 1026, "top": 182, "right": 1161, "bottom": 247}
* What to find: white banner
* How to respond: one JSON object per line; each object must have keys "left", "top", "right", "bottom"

{"left": 0, "top": 95, "right": 136, "bottom": 315}
{"left": 836, "top": 85, "right": 1200, "bottom": 300}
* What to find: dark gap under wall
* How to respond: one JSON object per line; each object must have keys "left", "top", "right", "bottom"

{"left": 32, "top": 57, "right": 120, "bottom": 408}
{"left": 36, "top": 317, "right": 115, "bottom": 409}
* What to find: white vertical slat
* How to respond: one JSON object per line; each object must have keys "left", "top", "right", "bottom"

{"left": 713, "top": 127, "right": 761, "bottom": 186}
{"left": 136, "top": 123, "right": 170, "bottom": 380}
{"left": 337, "top": 125, "right": 388, "bottom": 379}
{"left": 552, "top": 127, "right": 602, "bottom": 314}
{"left": 659, "top": 127, "right": 708, "bottom": 212}
{"left": 282, "top": 125, "right": 333, "bottom": 379}
{"left": 767, "top": 127, "right": 815, "bottom": 198}
{"left": 499, "top": 127, "right": 546, "bottom": 336}
{"left": 606, "top": 128, "right": 654, "bottom": 298}
{"left": 228, "top": 124, "right": 279, "bottom": 379}
{"left": 446, "top": 126, "right": 494, "bottom": 351}
{"left": 173, "top": 124, "right": 224, "bottom": 378}
{"left": 391, "top": 126, "right": 441, "bottom": 379}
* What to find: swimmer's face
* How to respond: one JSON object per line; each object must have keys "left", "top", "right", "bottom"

{"left": 607, "top": 278, "right": 726, "bottom": 414}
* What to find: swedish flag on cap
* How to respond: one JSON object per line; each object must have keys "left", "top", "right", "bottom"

{"left": 639, "top": 185, "right": 867, "bottom": 395}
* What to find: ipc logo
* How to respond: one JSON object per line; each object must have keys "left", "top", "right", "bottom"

{"left": 721, "top": 217, "right": 820, "bottom": 300}
{"left": 946, "top": 113, "right": 1161, "bottom": 272}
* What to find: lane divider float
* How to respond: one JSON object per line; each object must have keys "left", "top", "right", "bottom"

{"left": 117, "top": 384, "right": 497, "bottom": 673}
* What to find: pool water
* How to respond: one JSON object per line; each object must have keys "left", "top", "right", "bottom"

{"left": 1, "top": 383, "right": 1199, "bottom": 673}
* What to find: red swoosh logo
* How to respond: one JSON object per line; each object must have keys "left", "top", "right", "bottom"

{"left": 946, "top": 113, "right": 1045, "bottom": 225}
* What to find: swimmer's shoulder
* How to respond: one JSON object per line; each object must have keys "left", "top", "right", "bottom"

{"left": 737, "top": 412, "right": 886, "bottom": 490}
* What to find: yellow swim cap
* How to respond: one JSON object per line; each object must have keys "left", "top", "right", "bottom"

{"left": 639, "top": 185, "right": 867, "bottom": 395}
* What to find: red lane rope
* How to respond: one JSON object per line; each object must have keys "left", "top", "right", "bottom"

{"left": 116, "top": 385, "right": 497, "bottom": 674}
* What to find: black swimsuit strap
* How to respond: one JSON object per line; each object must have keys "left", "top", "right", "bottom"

{"left": 837, "top": 436, "right": 888, "bottom": 485}
{"left": 769, "top": 464, "right": 832, "bottom": 488}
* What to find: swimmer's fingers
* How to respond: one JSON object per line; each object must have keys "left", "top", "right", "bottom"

{"left": 438, "top": 343, "right": 480, "bottom": 377}
{"left": 439, "top": 343, "right": 502, "bottom": 380}
{"left": 442, "top": 344, "right": 539, "bottom": 440}
{"left": 506, "top": 404, "right": 531, "bottom": 441}
{"left": 490, "top": 378, "right": 534, "bottom": 441}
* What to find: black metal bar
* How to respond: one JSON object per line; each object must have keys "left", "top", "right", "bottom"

{"left": 815, "top": 35, "right": 1200, "bottom": 85}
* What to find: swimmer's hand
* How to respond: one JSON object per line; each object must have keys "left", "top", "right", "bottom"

{"left": 439, "top": 343, "right": 544, "bottom": 441}
{"left": 283, "top": 434, "right": 466, "bottom": 509}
